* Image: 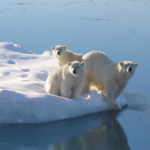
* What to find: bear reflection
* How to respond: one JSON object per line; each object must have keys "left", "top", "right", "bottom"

{"left": 52, "top": 112, "right": 130, "bottom": 150}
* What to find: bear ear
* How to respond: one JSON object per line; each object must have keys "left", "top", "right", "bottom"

{"left": 135, "top": 63, "right": 138, "bottom": 67}
{"left": 67, "top": 62, "right": 72, "bottom": 66}
{"left": 63, "top": 45, "right": 67, "bottom": 49}
{"left": 51, "top": 46, "right": 55, "bottom": 50}
{"left": 81, "top": 62, "right": 84, "bottom": 66}
{"left": 119, "top": 62, "right": 123, "bottom": 66}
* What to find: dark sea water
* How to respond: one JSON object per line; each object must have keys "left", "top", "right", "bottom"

{"left": 0, "top": 0, "right": 150, "bottom": 149}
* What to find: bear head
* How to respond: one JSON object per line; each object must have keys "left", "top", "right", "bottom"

{"left": 51, "top": 45, "right": 67, "bottom": 59}
{"left": 119, "top": 61, "right": 138, "bottom": 79}
{"left": 68, "top": 61, "right": 84, "bottom": 77}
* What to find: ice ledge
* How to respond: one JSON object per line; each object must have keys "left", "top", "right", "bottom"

{"left": 0, "top": 90, "right": 127, "bottom": 124}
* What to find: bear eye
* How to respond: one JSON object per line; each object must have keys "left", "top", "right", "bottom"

{"left": 76, "top": 66, "right": 79, "bottom": 69}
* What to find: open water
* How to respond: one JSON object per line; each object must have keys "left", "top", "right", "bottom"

{"left": 0, "top": 0, "right": 150, "bottom": 149}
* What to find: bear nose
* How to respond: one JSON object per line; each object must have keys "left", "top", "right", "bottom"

{"left": 128, "top": 66, "right": 132, "bottom": 72}
{"left": 57, "top": 51, "right": 60, "bottom": 55}
{"left": 73, "top": 69, "right": 76, "bottom": 74}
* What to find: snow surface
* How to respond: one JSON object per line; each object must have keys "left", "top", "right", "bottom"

{"left": 0, "top": 40, "right": 127, "bottom": 124}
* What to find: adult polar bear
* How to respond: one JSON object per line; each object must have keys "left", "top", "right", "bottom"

{"left": 51, "top": 45, "right": 83, "bottom": 67}
{"left": 46, "top": 61, "right": 84, "bottom": 99}
{"left": 81, "top": 51, "right": 138, "bottom": 109}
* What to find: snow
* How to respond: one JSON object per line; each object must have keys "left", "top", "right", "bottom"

{"left": 0, "top": 40, "right": 127, "bottom": 124}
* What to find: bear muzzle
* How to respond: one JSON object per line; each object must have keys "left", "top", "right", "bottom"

{"left": 128, "top": 66, "right": 132, "bottom": 72}
{"left": 73, "top": 69, "right": 76, "bottom": 74}
{"left": 57, "top": 51, "right": 60, "bottom": 55}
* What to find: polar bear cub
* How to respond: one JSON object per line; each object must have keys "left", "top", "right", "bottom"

{"left": 46, "top": 61, "right": 84, "bottom": 99}
{"left": 51, "top": 45, "right": 83, "bottom": 67}
{"left": 81, "top": 51, "right": 138, "bottom": 109}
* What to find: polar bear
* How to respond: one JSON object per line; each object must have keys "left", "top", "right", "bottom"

{"left": 51, "top": 45, "right": 83, "bottom": 67}
{"left": 46, "top": 61, "right": 84, "bottom": 99}
{"left": 81, "top": 51, "right": 138, "bottom": 109}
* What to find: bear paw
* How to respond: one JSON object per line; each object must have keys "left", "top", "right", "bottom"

{"left": 108, "top": 101, "right": 118, "bottom": 110}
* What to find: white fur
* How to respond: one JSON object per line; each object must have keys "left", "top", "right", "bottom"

{"left": 51, "top": 45, "right": 83, "bottom": 67}
{"left": 81, "top": 51, "right": 138, "bottom": 109}
{"left": 46, "top": 61, "right": 84, "bottom": 99}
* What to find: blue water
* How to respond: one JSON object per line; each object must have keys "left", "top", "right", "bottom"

{"left": 0, "top": 0, "right": 150, "bottom": 149}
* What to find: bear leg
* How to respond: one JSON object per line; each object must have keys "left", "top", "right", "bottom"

{"left": 60, "top": 82, "right": 71, "bottom": 98}
{"left": 81, "top": 76, "right": 91, "bottom": 94}
{"left": 114, "top": 82, "right": 128, "bottom": 100}
{"left": 71, "top": 85, "right": 81, "bottom": 98}
{"left": 103, "top": 89, "right": 118, "bottom": 110}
